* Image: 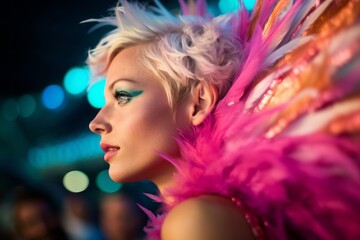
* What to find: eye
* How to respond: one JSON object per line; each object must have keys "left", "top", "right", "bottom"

{"left": 113, "top": 90, "right": 132, "bottom": 105}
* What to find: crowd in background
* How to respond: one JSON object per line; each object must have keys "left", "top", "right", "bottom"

{"left": 0, "top": 164, "right": 160, "bottom": 240}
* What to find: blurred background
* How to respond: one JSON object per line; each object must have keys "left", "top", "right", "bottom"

{"left": 0, "top": 0, "right": 255, "bottom": 239}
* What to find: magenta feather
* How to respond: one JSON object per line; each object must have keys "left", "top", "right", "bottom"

{"left": 143, "top": 1, "right": 360, "bottom": 239}
{"left": 177, "top": 0, "right": 189, "bottom": 15}
{"left": 195, "top": 0, "right": 207, "bottom": 17}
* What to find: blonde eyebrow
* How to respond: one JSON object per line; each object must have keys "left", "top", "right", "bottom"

{"left": 108, "top": 78, "right": 139, "bottom": 91}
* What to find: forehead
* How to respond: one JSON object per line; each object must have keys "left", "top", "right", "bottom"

{"left": 106, "top": 45, "right": 154, "bottom": 87}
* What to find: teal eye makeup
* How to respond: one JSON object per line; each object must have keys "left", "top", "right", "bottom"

{"left": 113, "top": 89, "right": 143, "bottom": 105}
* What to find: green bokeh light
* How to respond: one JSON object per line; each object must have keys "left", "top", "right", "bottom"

{"left": 96, "top": 170, "right": 122, "bottom": 193}
{"left": 2, "top": 99, "right": 18, "bottom": 121}
{"left": 18, "top": 94, "right": 36, "bottom": 118}
{"left": 63, "top": 170, "right": 89, "bottom": 193}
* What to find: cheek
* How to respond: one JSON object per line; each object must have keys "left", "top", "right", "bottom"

{"left": 118, "top": 101, "right": 179, "bottom": 154}
{"left": 137, "top": 103, "right": 178, "bottom": 145}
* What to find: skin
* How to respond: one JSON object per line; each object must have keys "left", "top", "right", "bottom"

{"left": 161, "top": 195, "right": 256, "bottom": 240}
{"left": 90, "top": 44, "right": 254, "bottom": 239}
{"left": 89, "top": 44, "right": 192, "bottom": 190}
{"left": 15, "top": 200, "right": 63, "bottom": 240}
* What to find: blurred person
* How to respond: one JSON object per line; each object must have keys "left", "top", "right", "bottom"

{"left": 62, "top": 194, "right": 102, "bottom": 240}
{"left": 100, "top": 193, "right": 146, "bottom": 240}
{"left": 11, "top": 186, "right": 69, "bottom": 240}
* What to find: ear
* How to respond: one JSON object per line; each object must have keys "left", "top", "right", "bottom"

{"left": 190, "top": 82, "right": 218, "bottom": 126}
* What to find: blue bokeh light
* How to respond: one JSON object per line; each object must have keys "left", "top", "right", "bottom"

{"left": 28, "top": 133, "right": 102, "bottom": 169}
{"left": 219, "top": 0, "right": 256, "bottom": 13}
{"left": 41, "top": 85, "right": 65, "bottom": 110}
{"left": 64, "top": 66, "right": 90, "bottom": 95}
{"left": 87, "top": 79, "right": 105, "bottom": 108}
{"left": 244, "top": 0, "right": 256, "bottom": 10}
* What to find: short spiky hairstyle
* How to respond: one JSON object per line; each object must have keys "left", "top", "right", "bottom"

{"left": 87, "top": 0, "right": 242, "bottom": 107}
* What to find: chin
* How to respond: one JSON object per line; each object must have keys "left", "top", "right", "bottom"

{"left": 108, "top": 166, "right": 144, "bottom": 183}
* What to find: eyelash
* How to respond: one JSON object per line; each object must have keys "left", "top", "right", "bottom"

{"left": 113, "top": 90, "right": 133, "bottom": 105}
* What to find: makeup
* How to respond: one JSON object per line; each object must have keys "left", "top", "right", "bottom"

{"left": 113, "top": 90, "right": 143, "bottom": 104}
{"left": 100, "top": 142, "right": 120, "bottom": 162}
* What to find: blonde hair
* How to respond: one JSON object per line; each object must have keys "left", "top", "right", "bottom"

{"left": 87, "top": 0, "right": 242, "bottom": 106}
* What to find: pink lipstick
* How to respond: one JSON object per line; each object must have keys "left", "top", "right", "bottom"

{"left": 100, "top": 143, "right": 120, "bottom": 162}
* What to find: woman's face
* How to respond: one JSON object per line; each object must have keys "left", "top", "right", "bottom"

{"left": 89, "top": 45, "right": 191, "bottom": 185}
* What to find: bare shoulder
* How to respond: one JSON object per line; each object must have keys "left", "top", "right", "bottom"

{"left": 161, "top": 195, "right": 256, "bottom": 240}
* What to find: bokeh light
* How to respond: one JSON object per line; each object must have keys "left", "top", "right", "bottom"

{"left": 18, "top": 94, "right": 36, "bottom": 118}
{"left": 64, "top": 66, "right": 90, "bottom": 95}
{"left": 28, "top": 134, "right": 102, "bottom": 168}
{"left": 2, "top": 99, "right": 18, "bottom": 121}
{"left": 87, "top": 79, "right": 105, "bottom": 108}
{"left": 63, "top": 170, "right": 89, "bottom": 193}
{"left": 219, "top": 0, "right": 256, "bottom": 13}
{"left": 96, "top": 170, "right": 122, "bottom": 193}
{"left": 41, "top": 85, "right": 65, "bottom": 109}
{"left": 243, "top": 0, "right": 256, "bottom": 10}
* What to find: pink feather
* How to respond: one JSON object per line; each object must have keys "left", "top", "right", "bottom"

{"left": 143, "top": 1, "right": 360, "bottom": 239}
{"left": 177, "top": 0, "right": 189, "bottom": 15}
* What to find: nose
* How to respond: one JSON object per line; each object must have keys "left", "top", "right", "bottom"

{"left": 89, "top": 108, "right": 111, "bottom": 134}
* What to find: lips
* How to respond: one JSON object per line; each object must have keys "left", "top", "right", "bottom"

{"left": 100, "top": 142, "right": 120, "bottom": 162}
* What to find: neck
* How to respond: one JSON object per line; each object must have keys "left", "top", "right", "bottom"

{"left": 153, "top": 170, "right": 175, "bottom": 194}
{"left": 150, "top": 164, "right": 176, "bottom": 198}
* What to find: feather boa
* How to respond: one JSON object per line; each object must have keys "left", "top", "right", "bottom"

{"left": 144, "top": 0, "right": 360, "bottom": 239}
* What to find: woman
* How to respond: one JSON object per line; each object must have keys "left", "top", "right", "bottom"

{"left": 89, "top": 0, "right": 360, "bottom": 239}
